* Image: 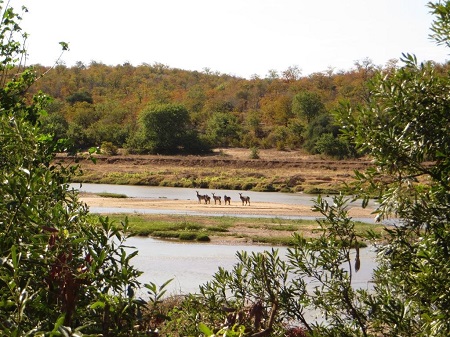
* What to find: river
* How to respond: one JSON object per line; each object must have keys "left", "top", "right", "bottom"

{"left": 70, "top": 183, "right": 379, "bottom": 296}
{"left": 126, "top": 237, "right": 377, "bottom": 296}
{"left": 71, "top": 183, "right": 330, "bottom": 205}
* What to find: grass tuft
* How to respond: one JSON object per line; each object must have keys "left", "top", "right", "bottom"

{"left": 97, "top": 192, "right": 128, "bottom": 198}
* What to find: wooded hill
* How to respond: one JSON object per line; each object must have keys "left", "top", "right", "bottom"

{"left": 27, "top": 58, "right": 449, "bottom": 157}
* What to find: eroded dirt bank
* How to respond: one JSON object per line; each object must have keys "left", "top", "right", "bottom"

{"left": 56, "top": 148, "right": 372, "bottom": 193}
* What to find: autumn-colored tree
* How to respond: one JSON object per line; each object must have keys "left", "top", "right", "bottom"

{"left": 26, "top": 33, "right": 440, "bottom": 153}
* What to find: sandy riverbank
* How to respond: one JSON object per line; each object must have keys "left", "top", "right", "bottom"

{"left": 79, "top": 194, "right": 376, "bottom": 219}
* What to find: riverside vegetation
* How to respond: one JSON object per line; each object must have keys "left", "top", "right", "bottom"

{"left": 2, "top": 1, "right": 450, "bottom": 336}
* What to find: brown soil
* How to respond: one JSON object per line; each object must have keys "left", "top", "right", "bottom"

{"left": 57, "top": 148, "right": 372, "bottom": 193}
{"left": 62, "top": 148, "right": 371, "bottom": 171}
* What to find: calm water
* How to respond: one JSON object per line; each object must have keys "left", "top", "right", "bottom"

{"left": 71, "top": 183, "right": 327, "bottom": 204}
{"left": 127, "top": 237, "right": 377, "bottom": 296}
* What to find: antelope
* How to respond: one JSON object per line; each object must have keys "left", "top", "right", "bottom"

{"left": 212, "top": 193, "right": 221, "bottom": 205}
{"left": 196, "top": 191, "right": 207, "bottom": 204}
{"left": 239, "top": 193, "right": 250, "bottom": 206}
{"left": 224, "top": 195, "right": 231, "bottom": 205}
{"left": 204, "top": 194, "right": 211, "bottom": 204}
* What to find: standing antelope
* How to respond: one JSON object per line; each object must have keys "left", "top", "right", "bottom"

{"left": 204, "top": 194, "right": 211, "bottom": 204}
{"left": 211, "top": 193, "right": 221, "bottom": 205}
{"left": 196, "top": 191, "right": 207, "bottom": 204}
{"left": 239, "top": 193, "right": 250, "bottom": 206}
{"left": 224, "top": 195, "right": 231, "bottom": 205}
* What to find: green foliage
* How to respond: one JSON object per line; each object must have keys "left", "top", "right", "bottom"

{"left": 101, "top": 140, "right": 118, "bottom": 155}
{"left": 199, "top": 322, "right": 246, "bottom": 337}
{"left": 429, "top": 0, "right": 450, "bottom": 48}
{"left": 38, "top": 111, "right": 69, "bottom": 142}
{"left": 304, "top": 113, "right": 339, "bottom": 153}
{"left": 0, "top": 3, "right": 163, "bottom": 335}
{"left": 140, "top": 279, "right": 173, "bottom": 335}
{"left": 66, "top": 90, "right": 93, "bottom": 105}
{"left": 96, "top": 192, "right": 127, "bottom": 198}
{"left": 178, "top": 232, "right": 197, "bottom": 241}
{"left": 249, "top": 146, "right": 260, "bottom": 159}
{"left": 130, "top": 103, "right": 211, "bottom": 154}
{"left": 24, "top": 38, "right": 395, "bottom": 152}
{"left": 205, "top": 111, "right": 242, "bottom": 147}
{"left": 286, "top": 195, "right": 370, "bottom": 336}
{"left": 313, "top": 132, "right": 353, "bottom": 159}
{"left": 332, "top": 3, "right": 450, "bottom": 334}
{"left": 195, "top": 234, "right": 210, "bottom": 242}
{"left": 68, "top": 102, "right": 100, "bottom": 129}
{"left": 169, "top": 195, "right": 368, "bottom": 336}
{"left": 0, "top": 94, "right": 146, "bottom": 336}
{"left": 66, "top": 122, "right": 92, "bottom": 150}
{"left": 292, "top": 90, "right": 326, "bottom": 123}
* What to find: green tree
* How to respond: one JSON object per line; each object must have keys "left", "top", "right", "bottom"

{"left": 241, "top": 110, "right": 265, "bottom": 147}
{"left": 292, "top": 90, "right": 326, "bottom": 123}
{"left": 205, "top": 112, "right": 241, "bottom": 147}
{"left": 132, "top": 102, "right": 209, "bottom": 154}
{"left": 334, "top": 2, "right": 450, "bottom": 334}
{"left": 0, "top": 3, "right": 153, "bottom": 335}
{"left": 303, "top": 113, "right": 339, "bottom": 153}
{"left": 66, "top": 90, "right": 93, "bottom": 104}
{"left": 68, "top": 101, "right": 100, "bottom": 129}
{"left": 338, "top": 55, "right": 450, "bottom": 336}
{"left": 38, "top": 111, "right": 69, "bottom": 142}
{"left": 314, "top": 132, "right": 351, "bottom": 159}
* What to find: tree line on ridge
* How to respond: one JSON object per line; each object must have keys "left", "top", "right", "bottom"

{"left": 26, "top": 58, "right": 449, "bottom": 157}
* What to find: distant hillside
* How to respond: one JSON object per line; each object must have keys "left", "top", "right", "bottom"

{"left": 28, "top": 60, "right": 450, "bottom": 156}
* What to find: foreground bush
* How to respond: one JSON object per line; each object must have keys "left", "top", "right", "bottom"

{"left": 0, "top": 4, "right": 148, "bottom": 335}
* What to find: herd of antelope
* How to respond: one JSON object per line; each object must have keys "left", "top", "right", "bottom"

{"left": 196, "top": 191, "right": 250, "bottom": 206}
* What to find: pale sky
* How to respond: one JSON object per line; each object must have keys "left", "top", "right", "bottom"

{"left": 16, "top": 0, "right": 450, "bottom": 78}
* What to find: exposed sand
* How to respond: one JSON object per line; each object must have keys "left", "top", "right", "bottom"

{"left": 79, "top": 195, "right": 376, "bottom": 219}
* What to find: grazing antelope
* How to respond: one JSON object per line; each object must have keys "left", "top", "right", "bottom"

{"left": 224, "top": 195, "right": 231, "bottom": 205}
{"left": 196, "top": 191, "right": 207, "bottom": 204}
{"left": 239, "top": 193, "right": 250, "bottom": 206}
{"left": 211, "top": 193, "right": 221, "bottom": 205}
